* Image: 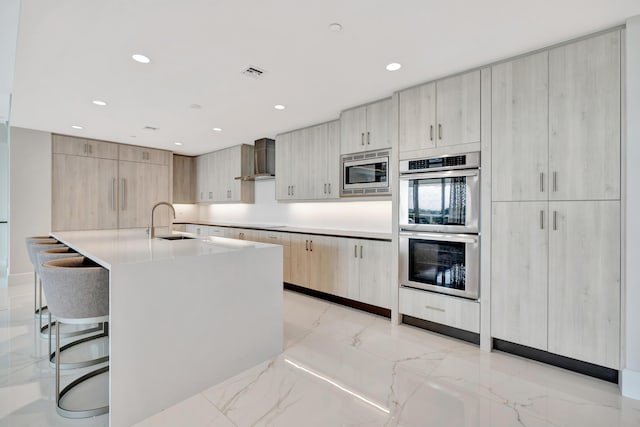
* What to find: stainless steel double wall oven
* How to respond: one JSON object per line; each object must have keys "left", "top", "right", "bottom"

{"left": 399, "top": 152, "right": 480, "bottom": 299}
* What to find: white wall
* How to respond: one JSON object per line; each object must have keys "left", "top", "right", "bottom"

{"left": 623, "top": 16, "right": 640, "bottom": 400}
{"left": 8, "top": 127, "right": 51, "bottom": 281}
{"left": 199, "top": 180, "right": 391, "bottom": 233}
{"left": 0, "top": 123, "right": 8, "bottom": 277}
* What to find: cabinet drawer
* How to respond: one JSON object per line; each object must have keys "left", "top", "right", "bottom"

{"left": 399, "top": 287, "right": 479, "bottom": 333}
{"left": 259, "top": 230, "right": 290, "bottom": 247}
{"left": 119, "top": 144, "right": 169, "bottom": 165}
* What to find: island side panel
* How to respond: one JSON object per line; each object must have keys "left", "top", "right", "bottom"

{"left": 109, "top": 245, "right": 283, "bottom": 427}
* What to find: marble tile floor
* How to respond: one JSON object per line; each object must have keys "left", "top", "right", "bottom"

{"left": 136, "top": 291, "right": 640, "bottom": 427}
{"left": 2, "top": 281, "right": 640, "bottom": 427}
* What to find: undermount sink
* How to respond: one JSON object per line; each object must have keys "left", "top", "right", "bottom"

{"left": 157, "top": 235, "right": 197, "bottom": 241}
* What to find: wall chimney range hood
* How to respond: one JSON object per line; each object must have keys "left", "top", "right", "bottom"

{"left": 236, "top": 138, "right": 275, "bottom": 181}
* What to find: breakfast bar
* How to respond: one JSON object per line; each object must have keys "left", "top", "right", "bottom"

{"left": 50, "top": 229, "right": 283, "bottom": 427}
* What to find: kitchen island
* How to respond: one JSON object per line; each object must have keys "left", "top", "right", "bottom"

{"left": 50, "top": 229, "right": 283, "bottom": 427}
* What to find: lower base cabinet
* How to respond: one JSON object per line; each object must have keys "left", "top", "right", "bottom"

{"left": 346, "top": 239, "right": 391, "bottom": 309}
{"left": 491, "top": 200, "right": 620, "bottom": 369}
{"left": 399, "top": 287, "right": 480, "bottom": 333}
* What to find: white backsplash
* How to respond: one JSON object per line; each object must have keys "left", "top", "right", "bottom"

{"left": 196, "top": 180, "right": 391, "bottom": 232}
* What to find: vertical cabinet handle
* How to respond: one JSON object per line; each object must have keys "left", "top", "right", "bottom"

{"left": 359, "top": 245, "right": 363, "bottom": 258}
{"left": 429, "top": 125, "right": 434, "bottom": 141}
{"left": 292, "top": 185, "right": 295, "bottom": 196}
{"left": 324, "top": 183, "right": 327, "bottom": 194}
{"left": 361, "top": 133, "right": 365, "bottom": 146}
{"left": 539, "top": 210, "right": 544, "bottom": 229}
{"left": 209, "top": 191, "right": 213, "bottom": 199}
{"left": 438, "top": 124, "right": 442, "bottom": 140}
{"left": 367, "top": 131, "right": 370, "bottom": 145}
{"left": 111, "top": 178, "right": 116, "bottom": 211}
{"left": 83, "top": 143, "right": 87, "bottom": 154}
{"left": 553, "top": 210, "right": 557, "bottom": 230}
{"left": 120, "top": 178, "right": 126, "bottom": 210}
{"left": 200, "top": 191, "right": 203, "bottom": 200}
{"left": 88, "top": 144, "right": 92, "bottom": 155}
{"left": 553, "top": 172, "right": 557, "bottom": 192}
{"left": 328, "top": 183, "right": 331, "bottom": 194}
{"left": 309, "top": 240, "right": 313, "bottom": 252}
{"left": 305, "top": 240, "right": 309, "bottom": 251}
{"left": 540, "top": 172, "right": 544, "bottom": 193}
{"left": 354, "top": 245, "right": 358, "bottom": 258}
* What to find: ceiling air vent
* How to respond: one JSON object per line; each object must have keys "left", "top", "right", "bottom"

{"left": 143, "top": 126, "right": 158, "bottom": 131}
{"left": 242, "top": 66, "right": 266, "bottom": 78}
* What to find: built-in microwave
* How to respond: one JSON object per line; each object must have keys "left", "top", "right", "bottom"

{"left": 340, "top": 149, "right": 391, "bottom": 197}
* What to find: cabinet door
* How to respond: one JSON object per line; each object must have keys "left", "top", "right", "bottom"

{"left": 491, "top": 202, "right": 548, "bottom": 350}
{"left": 173, "top": 155, "right": 196, "bottom": 204}
{"left": 340, "top": 106, "right": 367, "bottom": 154}
{"left": 324, "top": 121, "right": 341, "bottom": 199}
{"left": 309, "top": 124, "right": 328, "bottom": 199}
{"left": 275, "top": 133, "right": 293, "bottom": 200}
{"left": 548, "top": 201, "right": 620, "bottom": 369}
{"left": 289, "top": 234, "right": 310, "bottom": 287}
{"left": 308, "top": 236, "right": 347, "bottom": 297}
{"left": 290, "top": 128, "right": 314, "bottom": 200}
{"left": 436, "top": 70, "right": 481, "bottom": 147}
{"left": 365, "top": 99, "right": 392, "bottom": 151}
{"left": 86, "top": 140, "right": 119, "bottom": 160}
{"left": 195, "top": 155, "right": 208, "bottom": 202}
{"left": 492, "top": 52, "right": 549, "bottom": 201}
{"left": 52, "top": 155, "right": 118, "bottom": 231}
{"left": 345, "top": 239, "right": 361, "bottom": 301}
{"left": 261, "top": 231, "right": 291, "bottom": 283}
{"left": 207, "top": 152, "right": 218, "bottom": 202}
{"left": 357, "top": 239, "right": 391, "bottom": 308}
{"left": 549, "top": 31, "right": 620, "bottom": 201}
{"left": 399, "top": 83, "right": 436, "bottom": 152}
{"left": 52, "top": 135, "right": 89, "bottom": 156}
{"left": 119, "top": 161, "right": 169, "bottom": 228}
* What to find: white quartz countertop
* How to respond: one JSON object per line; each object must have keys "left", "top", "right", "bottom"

{"left": 50, "top": 229, "right": 273, "bottom": 270}
{"left": 175, "top": 220, "right": 392, "bottom": 241}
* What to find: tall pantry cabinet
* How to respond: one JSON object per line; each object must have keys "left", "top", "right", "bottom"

{"left": 52, "top": 135, "right": 172, "bottom": 231}
{"left": 490, "top": 31, "right": 621, "bottom": 369}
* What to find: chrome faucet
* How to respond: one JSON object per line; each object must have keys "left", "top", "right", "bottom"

{"left": 149, "top": 201, "right": 176, "bottom": 239}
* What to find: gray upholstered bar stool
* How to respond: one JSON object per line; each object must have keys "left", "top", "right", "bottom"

{"left": 25, "top": 236, "right": 58, "bottom": 319}
{"left": 37, "top": 247, "right": 108, "bottom": 369}
{"left": 26, "top": 239, "right": 65, "bottom": 331}
{"left": 39, "top": 256, "right": 110, "bottom": 419}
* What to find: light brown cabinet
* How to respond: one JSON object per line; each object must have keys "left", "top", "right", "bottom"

{"left": 51, "top": 134, "right": 171, "bottom": 231}
{"left": 340, "top": 98, "right": 391, "bottom": 155}
{"left": 118, "top": 144, "right": 169, "bottom": 165}
{"left": 276, "top": 121, "right": 340, "bottom": 201}
{"left": 173, "top": 155, "right": 196, "bottom": 204}
{"left": 399, "top": 70, "right": 480, "bottom": 153}
{"left": 194, "top": 145, "right": 254, "bottom": 204}
{"left": 346, "top": 238, "right": 391, "bottom": 308}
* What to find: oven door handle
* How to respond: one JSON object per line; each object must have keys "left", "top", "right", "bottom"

{"left": 400, "top": 231, "right": 478, "bottom": 244}
{"left": 399, "top": 169, "right": 478, "bottom": 180}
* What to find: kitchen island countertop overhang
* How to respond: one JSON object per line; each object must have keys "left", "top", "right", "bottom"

{"left": 50, "top": 229, "right": 283, "bottom": 427}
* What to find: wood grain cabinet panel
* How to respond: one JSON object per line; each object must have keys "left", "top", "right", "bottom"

{"left": 119, "top": 144, "right": 169, "bottom": 165}
{"left": 399, "top": 83, "right": 436, "bottom": 152}
{"left": 399, "top": 287, "right": 480, "bottom": 333}
{"left": 340, "top": 99, "right": 391, "bottom": 155}
{"left": 549, "top": 31, "right": 621, "bottom": 201}
{"left": 173, "top": 155, "right": 196, "bottom": 204}
{"left": 492, "top": 52, "right": 549, "bottom": 201}
{"left": 118, "top": 161, "right": 170, "bottom": 229}
{"left": 436, "top": 70, "right": 481, "bottom": 147}
{"left": 491, "top": 202, "right": 548, "bottom": 350}
{"left": 548, "top": 201, "right": 620, "bottom": 369}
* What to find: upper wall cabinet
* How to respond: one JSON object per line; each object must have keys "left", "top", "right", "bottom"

{"left": 53, "top": 134, "right": 118, "bottom": 160}
{"left": 340, "top": 98, "right": 391, "bottom": 154}
{"left": 492, "top": 51, "right": 549, "bottom": 202}
{"left": 173, "top": 155, "right": 196, "bottom": 204}
{"left": 119, "top": 144, "right": 170, "bottom": 165}
{"left": 276, "top": 121, "right": 340, "bottom": 201}
{"left": 194, "top": 144, "right": 254, "bottom": 204}
{"left": 399, "top": 70, "right": 480, "bottom": 153}
{"left": 549, "top": 31, "right": 620, "bottom": 201}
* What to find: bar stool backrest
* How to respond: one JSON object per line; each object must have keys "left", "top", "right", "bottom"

{"left": 37, "top": 248, "right": 81, "bottom": 275}
{"left": 39, "top": 257, "right": 109, "bottom": 322}
{"left": 27, "top": 240, "right": 64, "bottom": 266}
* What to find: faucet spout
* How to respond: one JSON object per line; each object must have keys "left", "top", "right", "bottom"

{"left": 149, "top": 201, "right": 176, "bottom": 239}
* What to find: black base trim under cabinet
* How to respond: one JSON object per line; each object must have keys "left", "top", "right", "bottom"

{"left": 493, "top": 339, "right": 618, "bottom": 383}
{"left": 402, "top": 315, "right": 480, "bottom": 345}
{"left": 284, "top": 283, "right": 391, "bottom": 319}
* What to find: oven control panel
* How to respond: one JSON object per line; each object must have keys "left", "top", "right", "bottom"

{"left": 400, "top": 152, "right": 480, "bottom": 174}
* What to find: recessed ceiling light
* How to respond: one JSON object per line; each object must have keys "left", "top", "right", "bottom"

{"left": 386, "top": 62, "right": 402, "bottom": 71}
{"left": 328, "top": 23, "right": 343, "bottom": 32}
{"left": 174, "top": 142, "right": 183, "bottom": 146}
{"left": 189, "top": 104, "right": 202, "bottom": 109}
{"left": 274, "top": 104, "right": 286, "bottom": 110}
{"left": 132, "top": 54, "right": 151, "bottom": 64}
{"left": 212, "top": 127, "right": 223, "bottom": 132}
{"left": 71, "top": 125, "right": 84, "bottom": 130}
{"left": 92, "top": 100, "right": 107, "bottom": 106}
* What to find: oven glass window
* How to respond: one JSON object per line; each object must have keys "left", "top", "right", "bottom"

{"left": 408, "top": 177, "right": 466, "bottom": 225}
{"left": 409, "top": 239, "right": 466, "bottom": 290}
{"left": 345, "top": 162, "right": 387, "bottom": 184}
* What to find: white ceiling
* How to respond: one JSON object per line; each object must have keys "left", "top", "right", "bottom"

{"left": 10, "top": 0, "right": 640, "bottom": 156}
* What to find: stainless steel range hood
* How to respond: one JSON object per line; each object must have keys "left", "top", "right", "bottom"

{"left": 235, "top": 138, "right": 275, "bottom": 181}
